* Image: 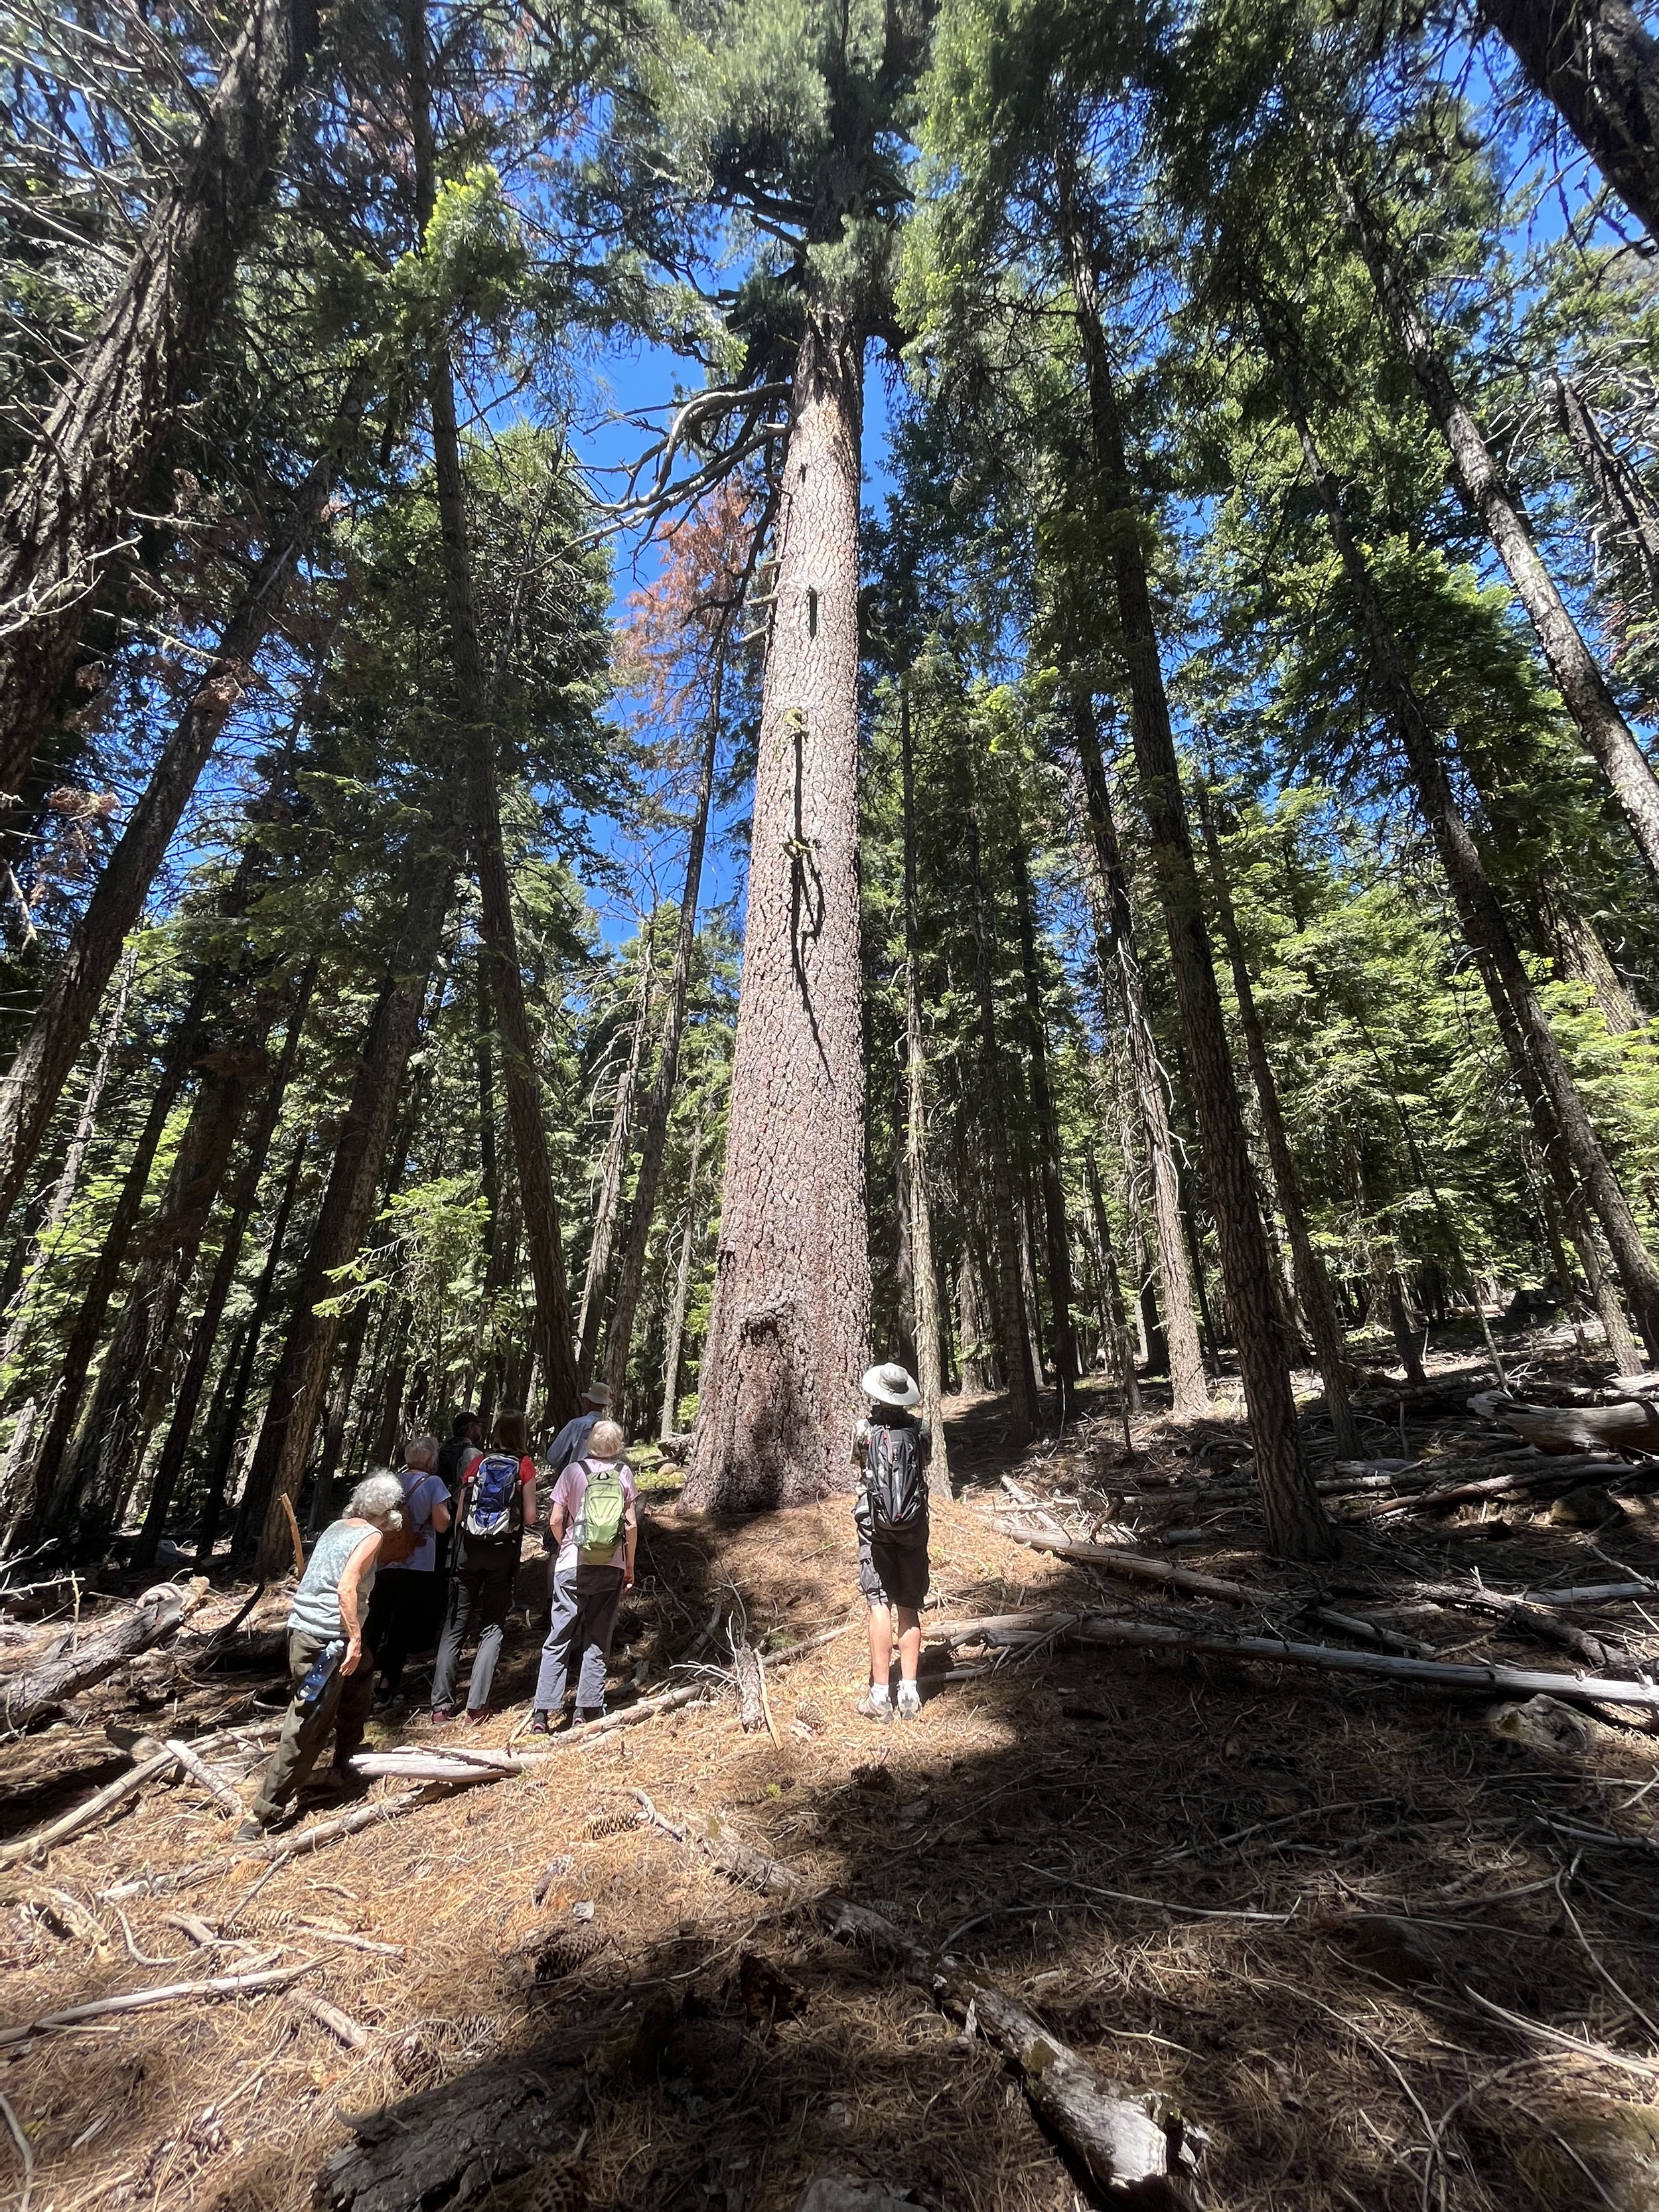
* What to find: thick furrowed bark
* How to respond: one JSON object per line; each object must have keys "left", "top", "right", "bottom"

{"left": 1346, "top": 181, "right": 1659, "bottom": 889}
{"left": 0, "top": 0, "right": 321, "bottom": 808}
{"left": 1072, "top": 692, "right": 1208, "bottom": 1412}
{"left": 1069, "top": 230, "right": 1330, "bottom": 1560}
{"left": 1479, "top": 0, "right": 1659, "bottom": 245}
{"left": 0, "top": 428, "right": 350, "bottom": 1236}
{"left": 684, "top": 303, "right": 871, "bottom": 1511}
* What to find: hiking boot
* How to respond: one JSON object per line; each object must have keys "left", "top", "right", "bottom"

{"left": 896, "top": 1683, "right": 922, "bottom": 1722}
{"left": 430, "top": 1705, "right": 457, "bottom": 1728}
{"left": 573, "top": 1706, "right": 605, "bottom": 1728}
{"left": 236, "top": 1815, "right": 269, "bottom": 1843}
{"left": 464, "top": 1706, "right": 490, "bottom": 1727}
{"left": 856, "top": 1690, "right": 893, "bottom": 1726}
{"left": 527, "top": 1710, "right": 552, "bottom": 1737}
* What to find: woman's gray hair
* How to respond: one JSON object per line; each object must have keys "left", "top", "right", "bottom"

{"left": 348, "top": 1472, "right": 407, "bottom": 1529}
{"left": 402, "top": 1434, "right": 440, "bottom": 1472}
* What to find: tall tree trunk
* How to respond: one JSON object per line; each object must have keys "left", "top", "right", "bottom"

{"left": 0, "top": 0, "right": 323, "bottom": 809}
{"left": 605, "top": 646, "right": 728, "bottom": 1416}
{"left": 962, "top": 775, "right": 1039, "bottom": 1443}
{"left": 1196, "top": 788, "right": 1361, "bottom": 1457}
{"left": 405, "top": 0, "right": 577, "bottom": 1433}
{"left": 900, "top": 679, "right": 951, "bottom": 1495}
{"left": 1067, "top": 225, "right": 1330, "bottom": 1559}
{"left": 0, "top": 415, "right": 354, "bottom": 1235}
{"left": 238, "top": 865, "right": 453, "bottom": 1574}
{"left": 194, "top": 1126, "right": 307, "bottom": 1570}
{"left": 1553, "top": 372, "right": 1659, "bottom": 611}
{"left": 1477, "top": 0, "right": 1659, "bottom": 243}
{"left": 132, "top": 958, "right": 316, "bottom": 1566}
{"left": 1344, "top": 182, "right": 1659, "bottom": 888}
{"left": 1277, "top": 366, "right": 1659, "bottom": 1362}
{"left": 1009, "top": 822, "right": 1078, "bottom": 1427}
{"left": 682, "top": 295, "right": 871, "bottom": 1511}
{"left": 0, "top": 946, "right": 134, "bottom": 1376}
{"left": 1085, "top": 1140, "right": 1141, "bottom": 1415}
{"left": 1071, "top": 692, "right": 1208, "bottom": 1411}
{"left": 658, "top": 1116, "right": 704, "bottom": 1441}
{"left": 579, "top": 926, "right": 656, "bottom": 1388}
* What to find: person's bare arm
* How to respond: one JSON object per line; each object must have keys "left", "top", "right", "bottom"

{"left": 429, "top": 1481, "right": 451, "bottom": 1534}
{"left": 521, "top": 1465, "right": 538, "bottom": 1529}
{"left": 549, "top": 1498, "right": 569, "bottom": 1546}
{"left": 336, "top": 1531, "right": 382, "bottom": 1674}
{"left": 623, "top": 1493, "right": 638, "bottom": 1589}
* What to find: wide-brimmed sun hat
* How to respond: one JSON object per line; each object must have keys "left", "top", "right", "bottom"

{"left": 861, "top": 1361, "right": 920, "bottom": 1408}
{"left": 583, "top": 1383, "right": 611, "bottom": 1406}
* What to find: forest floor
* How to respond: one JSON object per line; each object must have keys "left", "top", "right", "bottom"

{"left": 8, "top": 1338, "right": 1659, "bottom": 2211}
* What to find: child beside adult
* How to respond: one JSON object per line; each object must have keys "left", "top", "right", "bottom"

{"left": 528, "top": 1416, "right": 637, "bottom": 1732}
{"left": 242, "top": 1473, "right": 411, "bottom": 1836}
{"left": 853, "top": 1361, "right": 933, "bottom": 1726}
{"left": 430, "top": 1408, "right": 538, "bottom": 1726}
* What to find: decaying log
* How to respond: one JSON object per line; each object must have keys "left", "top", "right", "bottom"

{"left": 100, "top": 1786, "right": 429, "bottom": 1902}
{"left": 940, "top": 1607, "right": 1659, "bottom": 1712}
{"left": 2, "top": 1580, "right": 203, "bottom": 1730}
{"left": 731, "top": 1637, "right": 767, "bottom": 1733}
{"left": 691, "top": 1809, "right": 1198, "bottom": 2207}
{"left": 989, "top": 1522, "right": 1260, "bottom": 1605}
{"left": 1404, "top": 1583, "right": 1613, "bottom": 1670}
{"left": 1467, "top": 1392, "right": 1659, "bottom": 1457}
{"left": 1358, "top": 1455, "right": 1626, "bottom": 1518}
{"left": 0, "top": 1740, "right": 173, "bottom": 1866}
{"left": 0, "top": 1963, "right": 308, "bottom": 2048}
{"left": 319, "top": 2054, "right": 583, "bottom": 2210}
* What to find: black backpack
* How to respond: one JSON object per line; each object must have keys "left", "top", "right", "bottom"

{"left": 865, "top": 1421, "right": 926, "bottom": 1542}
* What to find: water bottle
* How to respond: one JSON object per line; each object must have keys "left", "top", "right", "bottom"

{"left": 297, "top": 1639, "right": 345, "bottom": 1710}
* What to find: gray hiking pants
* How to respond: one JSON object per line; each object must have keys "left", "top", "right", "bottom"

{"left": 534, "top": 1560, "right": 624, "bottom": 1716}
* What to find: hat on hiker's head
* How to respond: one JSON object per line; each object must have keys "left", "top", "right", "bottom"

{"left": 861, "top": 1361, "right": 920, "bottom": 1408}
{"left": 583, "top": 1383, "right": 611, "bottom": 1406}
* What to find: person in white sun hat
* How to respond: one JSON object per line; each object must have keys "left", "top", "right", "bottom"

{"left": 851, "top": 1359, "right": 933, "bottom": 1725}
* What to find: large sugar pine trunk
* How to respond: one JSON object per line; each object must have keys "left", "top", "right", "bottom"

{"left": 1283, "top": 379, "right": 1659, "bottom": 1362}
{"left": 1071, "top": 691, "right": 1208, "bottom": 1413}
{"left": 1346, "top": 183, "right": 1659, "bottom": 889}
{"left": 1479, "top": 0, "right": 1659, "bottom": 243}
{"left": 1196, "top": 787, "right": 1361, "bottom": 1457}
{"left": 1068, "top": 226, "right": 1331, "bottom": 1561}
{"left": 605, "top": 652, "right": 725, "bottom": 1416}
{"left": 0, "top": 0, "right": 321, "bottom": 810}
{"left": 683, "top": 301, "right": 871, "bottom": 1511}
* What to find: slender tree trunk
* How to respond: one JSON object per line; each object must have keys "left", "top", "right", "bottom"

{"left": 577, "top": 946, "right": 655, "bottom": 1384}
{"left": 1278, "top": 370, "right": 1659, "bottom": 1363}
{"left": 0, "top": 0, "right": 323, "bottom": 809}
{"left": 1009, "top": 823, "right": 1078, "bottom": 1427}
{"left": 900, "top": 680, "right": 951, "bottom": 1494}
{"left": 1085, "top": 1140, "right": 1140, "bottom": 1417}
{"left": 682, "top": 293, "right": 872, "bottom": 1511}
{"left": 238, "top": 866, "right": 454, "bottom": 1574}
{"left": 0, "top": 946, "right": 134, "bottom": 1376}
{"left": 1553, "top": 372, "right": 1659, "bottom": 611}
{"left": 1197, "top": 788, "right": 1361, "bottom": 1456}
{"left": 132, "top": 958, "right": 316, "bottom": 1566}
{"left": 405, "top": 0, "right": 577, "bottom": 1432}
{"left": 658, "top": 1116, "right": 704, "bottom": 1441}
{"left": 1070, "top": 693, "right": 1208, "bottom": 1410}
{"left": 1068, "top": 226, "right": 1330, "bottom": 1558}
{"left": 962, "top": 777, "right": 1039, "bottom": 1443}
{"left": 0, "top": 419, "right": 354, "bottom": 1234}
{"left": 1477, "top": 0, "right": 1659, "bottom": 244}
{"left": 1344, "top": 184, "right": 1659, "bottom": 888}
{"left": 605, "top": 650, "right": 728, "bottom": 1414}
{"left": 194, "top": 1127, "right": 307, "bottom": 1570}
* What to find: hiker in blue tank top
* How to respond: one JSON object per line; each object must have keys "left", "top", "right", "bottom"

{"left": 853, "top": 1361, "right": 933, "bottom": 1726}
{"left": 528, "top": 1417, "right": 638, "bottom": 1733}
{"left": 430, "top": 1407, "right": 538, "bottom": 1727}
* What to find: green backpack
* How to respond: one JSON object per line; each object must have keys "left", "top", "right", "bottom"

{"left": 575, "top": 1461, "right": 626, "bottom": 1565}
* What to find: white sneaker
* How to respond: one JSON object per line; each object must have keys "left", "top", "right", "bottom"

{"left": 896, "top": 1684, "right": 922, "bottom": 1722}
{"left": 857, "top": 1688, "right": 893, "bottom": 1726}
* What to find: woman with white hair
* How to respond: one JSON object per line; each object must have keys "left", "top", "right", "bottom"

{"left": 366, "top": 1434, "right": 452, "bottom": 1712}
{"left": 240, "top": 1473, "right": 410, "bottom": 1838}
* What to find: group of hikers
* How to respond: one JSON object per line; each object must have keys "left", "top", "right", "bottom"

{"left": 240, "top": 1359, "right": 936, "bottom": 1839}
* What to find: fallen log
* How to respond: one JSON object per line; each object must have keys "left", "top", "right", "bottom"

{"left": 989, "top": 1522, "right": 1267, "bottom": 1605}
{"left": 2, "top": 1580, "right": 203, "bottom": 1731}
{"left": 0, "top": 1962, "right": 308, "bottom": 2049}
{"left": 319, "top": 2056, "right": 583, "bottom": 2210}
{"left": 1355, "top": 1455, "right": 1624, "bottom": 1518}
{"left": 100, "top": 1786, "right": 429, "bottom": 1903}
{"left": 1467, "top": 1392, "right": 1659, "bottom": 1457}
{"left": 938, "top": 1607, "right": 1659, "bottom": 1713}
{"left": 688, "top": 1806, "right": 1198, "bottom": 2207}
{"left": 0, "top": 1739, "right": 174, "bottom": 1867}
{"left": 1402, "top": 1583, "right": 1613, "bottom": 1670}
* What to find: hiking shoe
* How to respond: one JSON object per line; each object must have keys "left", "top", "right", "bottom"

{"left": 896, "top": 1684, "right": 922, "bottom": 1722}
{"left": 527, "top": 1710, "right": 552, "bottom": 1737}
{"left": 430, "top": 1706, "right": 457, "bottom": 1728}
{"left": 236, "top": 1816, "right": 269, "bottom": 1843}
{"left": 573, "top": 1706, "right": 605, "bottom": 1727}
{"left": 857, "top": 1690, "right": 894, "bottom": 1726}
{"left": 464, "top": 1706, "right": 490, "bottom": 1728}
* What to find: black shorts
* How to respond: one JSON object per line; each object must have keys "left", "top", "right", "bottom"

{"left": 858, "top": 1524, "right": 929, "bottom": 1610}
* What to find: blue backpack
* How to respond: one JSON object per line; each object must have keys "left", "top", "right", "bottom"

{"left": 461, "top": 1452, "right": 523, "bottom": 1545}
